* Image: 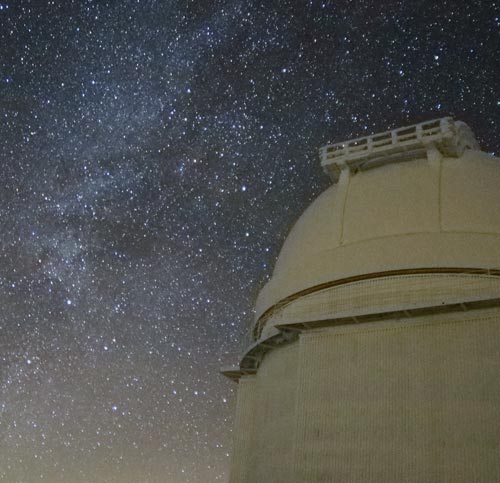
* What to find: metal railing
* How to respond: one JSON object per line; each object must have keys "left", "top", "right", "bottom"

{"left": 320, "top": 117, "right": 479, "bottom": 182}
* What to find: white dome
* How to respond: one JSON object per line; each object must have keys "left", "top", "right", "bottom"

{"left": 255, "top": 149, "right": 500, "bottom": 325}
{"left": 226, "top": 122, "right": 500, "bottom": 483}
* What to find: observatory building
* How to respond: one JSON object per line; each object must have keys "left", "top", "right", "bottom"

{"left": 222, "top": 118, "right": 500, "bottom": 482}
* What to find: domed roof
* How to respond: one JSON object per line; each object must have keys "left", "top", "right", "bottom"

{"left": 255, "top": 124, "right": 500, "bottom": 324}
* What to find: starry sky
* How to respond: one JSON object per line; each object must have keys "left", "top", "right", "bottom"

{"left": 0, "top": 1, "right": 499, "bottom": 482}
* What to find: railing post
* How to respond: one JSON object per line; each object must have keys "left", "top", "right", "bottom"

{"left": 367, "top": 136, "right": 373, "bottom": 153}
{"left": 391, "top": 130, "right": 397, "bottom": 145}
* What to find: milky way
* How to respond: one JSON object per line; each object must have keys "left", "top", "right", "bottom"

{"left": 1, "top": 1, "right": 499, "bottom": 482}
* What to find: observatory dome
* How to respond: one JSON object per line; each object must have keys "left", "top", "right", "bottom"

{"left": 252, "top": 119, "right": 500, "bottom": 340}
{"left": 224, "top": 119, "right": 500, "bottom": 483}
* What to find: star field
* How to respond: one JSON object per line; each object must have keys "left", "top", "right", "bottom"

{"left": 1, "top": 1, "right": 499, "bottom": 482}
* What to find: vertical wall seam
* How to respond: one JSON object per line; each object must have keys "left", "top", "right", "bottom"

{"left": 438, "top": 156, "right": 443, "bottom": 231}
{"left": 339, "top": 169, "right": 351, "bottom": 246}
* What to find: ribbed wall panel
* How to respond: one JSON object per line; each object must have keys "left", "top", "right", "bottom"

{"left": 229, "top": 376, "right": 257, "bottom": 483}
{"left": 293, "top": 313, "right": 500, "bottom": 482}
{"left": 262, "top": 274, "right": 500, "bottom": 338}
{"left": 247, "top": 343, "right": 298, "bottom": 483}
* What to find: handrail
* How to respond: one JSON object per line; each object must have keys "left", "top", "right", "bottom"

{"left": 320, "top": 118, "right": 479, "bottom": 182}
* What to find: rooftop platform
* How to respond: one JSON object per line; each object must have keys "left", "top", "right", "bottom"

{"left": 320, "top": 117, "right": 479, "bottom": 183}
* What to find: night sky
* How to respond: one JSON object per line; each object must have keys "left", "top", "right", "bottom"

{"left": 0, "top": 1, "right": 499, "bottom": 482}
